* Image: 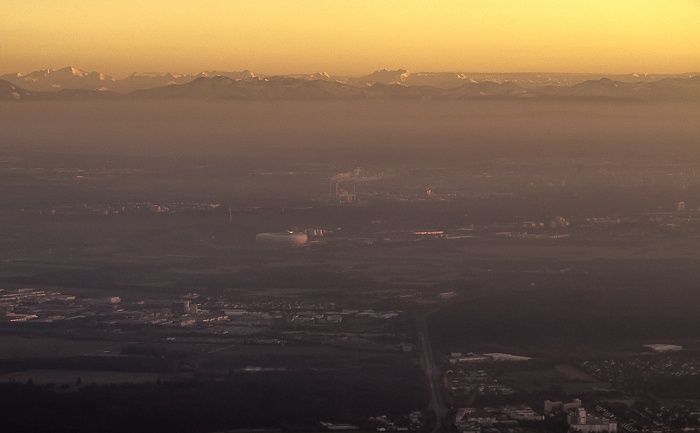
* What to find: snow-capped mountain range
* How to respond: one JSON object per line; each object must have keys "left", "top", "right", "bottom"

{"left": 1, "top": 66, "right": 698, "bottom": 101}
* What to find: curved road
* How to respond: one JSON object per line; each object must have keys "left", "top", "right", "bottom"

{"left": 417, "top": 309, "right": 449, "bottom": 433}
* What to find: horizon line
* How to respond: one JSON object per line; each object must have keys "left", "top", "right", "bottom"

{"left": 3, "top": 66, "right": 699, "bottom": 81}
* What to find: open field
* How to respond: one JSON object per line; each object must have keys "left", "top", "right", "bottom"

{"left": 0, "top": 336, "right": 128, "bottom": 358}
{"left": 0, "top": 369, "right": 170, "bottom": 386}
{"left": 555, "top": 364, "right": 597, "bottom": 382}
{"left": 501, "top": 368, "right": 613, "bottom": 395}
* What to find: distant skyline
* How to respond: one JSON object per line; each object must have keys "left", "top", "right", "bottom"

{"left": 2, "top": 1, "right": 699, "bottom": 79}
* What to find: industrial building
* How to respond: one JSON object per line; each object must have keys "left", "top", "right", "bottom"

{"left": 568, "top": 408, "right": 617, "bottom": 433}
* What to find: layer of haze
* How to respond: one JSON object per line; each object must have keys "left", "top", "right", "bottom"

{"left": 2, "top": 1, "right": 699, "bottom": 77}
{"left": 1, "top": 101, "right": 699, "bottom": 163}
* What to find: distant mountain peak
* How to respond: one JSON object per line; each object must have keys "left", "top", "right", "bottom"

{"left": 346, "top": 69, "right": 411, "bottom": 87}
{"left": 54, "top": 66, "right": 87, "bottom": 76}
{"left": 376, "top": 68, "right": 407, "bottom": 74}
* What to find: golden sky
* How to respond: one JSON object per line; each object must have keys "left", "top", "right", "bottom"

{"left": 2, "top": 0, "right": 699, "bottom": 77}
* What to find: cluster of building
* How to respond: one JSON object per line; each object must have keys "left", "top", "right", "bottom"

{"left": 454, "top": 405, "right": 543, "bottom": 433}
{"left": 454, "top": 399, "right": 620, "bottom": 433}
{"left": 503, "top": 406, "right": 545, "bottom": 421}
{"left": 367, "top": 413, "right": 424, "bottom": 432}
{"left": 45, "top": 201, "right": 222, "bottom": 217}
{"left": 546, "top": 397, "right": 700, "bottom": 432}
{"left": 445, "top": 369, "right": 517, "bottom": 397}
{"left": 567, "top": 408, "right": 618, "bottom": 433}
{"left": 0, "top": 288, "right": 107, "bottom": 323}
{"left": 289, "top": 308, "right": 400, "bottom": 325}
{"left": 546, "top": 399, "right": 618, "bottom": 432}
{"left": 0, "top": 288, "right": 407, "bottom": 350}
{"left": 594, "top": 401, "right": 700, "bottom": 433}
{"left": 580, "top": 355, "right": 699, "bottom": 386}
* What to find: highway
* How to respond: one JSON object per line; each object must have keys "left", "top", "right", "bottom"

{"left": 417, "top": 309, "right": 449, "bottom": 433}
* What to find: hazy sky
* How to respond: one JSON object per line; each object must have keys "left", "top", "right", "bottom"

{"left": 2, "top": 0, "right": 699, "bottom": 77}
